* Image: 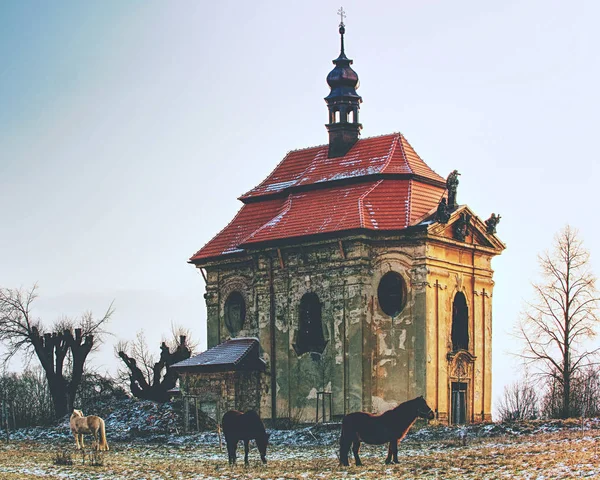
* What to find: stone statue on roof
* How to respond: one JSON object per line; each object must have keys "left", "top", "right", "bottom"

{"left": 436, "top": 197, "right": 451, "bottom": 224}
{"left": 447, "top": 170, "right": 460, "bottom": 210}
{"left": 485, "top": 213, "right": 501, "bottom": 235}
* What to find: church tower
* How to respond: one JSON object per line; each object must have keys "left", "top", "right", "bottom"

{"left": 325, "top": 13, "right": 362, "bottom": 157}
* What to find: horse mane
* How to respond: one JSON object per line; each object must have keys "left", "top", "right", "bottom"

{"left": 391, "top": 396, "right": 421, "bottom": 414}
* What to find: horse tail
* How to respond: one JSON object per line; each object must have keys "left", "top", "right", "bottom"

{"left": 99, "top": 418, "right": 109, "bottom": 451}
{"left": 339, "top": 418, "right": 351, "bottom": 466}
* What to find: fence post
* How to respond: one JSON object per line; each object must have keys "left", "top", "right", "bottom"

{"left": 183, "top": 396, "right": 189, "bottom": 434}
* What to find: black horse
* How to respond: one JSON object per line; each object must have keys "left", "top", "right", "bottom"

{"left": 339, "top": 396, "right": 435, "bottom": 466}
{"left": 222, "top": 410, "right": 270, "bottom": 466}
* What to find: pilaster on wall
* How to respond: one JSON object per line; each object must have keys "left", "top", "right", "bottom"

{"left": 425, "top": 275, "right": 448, "bottom": 420}
{"left": 425, "top": 248, "right": 496, "bottom": 424}
{"left": 346, "top": 282, "right": 365, "bottom": 413}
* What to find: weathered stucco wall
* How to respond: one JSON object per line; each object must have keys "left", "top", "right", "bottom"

{"left": 424, "top": 238, "right": 496, "bottom": 423}
{"left": 199, "top": 225, "right": 499, "bottom": 424}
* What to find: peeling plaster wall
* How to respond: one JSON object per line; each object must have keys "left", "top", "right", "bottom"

{"left": 200, "top": 231, "right": 499, "bottom": 424}
{"left": 203, "top": 241, "right": 369, "bottom": 423}
{"left": 367, "top": 245, "right": 428, "bottom": 413}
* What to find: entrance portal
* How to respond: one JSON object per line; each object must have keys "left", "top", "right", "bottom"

{"left": 451, "top": 382, "right": 467, "bottom": 424}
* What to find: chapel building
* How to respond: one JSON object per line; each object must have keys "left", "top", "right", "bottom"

{"left": 177, "top": 20, "right": 505, "bottom": 425}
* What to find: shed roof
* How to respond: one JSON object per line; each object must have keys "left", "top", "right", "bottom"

{"left": 171, "top": 338, "right": 266, "bottom": 374}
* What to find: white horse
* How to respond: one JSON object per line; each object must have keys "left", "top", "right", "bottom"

{"left": 70, "top": 409, "right": 109, "bottom": 451}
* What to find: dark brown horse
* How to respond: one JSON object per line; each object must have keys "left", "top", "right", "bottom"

{"left": 339, "top": 396, "right": 434, "bottom": 466}
{"left": 222, "top": 410, "right": 270, "bottom": 466}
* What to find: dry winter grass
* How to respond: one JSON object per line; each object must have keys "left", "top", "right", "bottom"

{"left": 1, "top": 428, "right": 599, "bottom": 480}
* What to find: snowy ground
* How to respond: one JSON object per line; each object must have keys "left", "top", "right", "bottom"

{"left": 1, "top": 400, "right": 599, "bottom": 479}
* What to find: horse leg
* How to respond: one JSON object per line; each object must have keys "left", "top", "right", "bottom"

{"left": 339, "top": 432, "right": 352, "bottom": 466}
{"left": 73, "top": 432, "right": 80, "bottom": 449}
{"left": 385, "top": 439, "right": 399, "bottom": 464}
{"left": 226, "top": 439, "right": 236, "bottom": 466}
{"left": 93, "top": 430, "right": 99, "bottom": 451}
{"left": 352, "top": 439, "right": 362, "bottom": 466}
{"left": 79, "top": 434, "right": 85, "bottom": 449}
{"left": 243, "top": 439, "right": 250, "bottom": 466}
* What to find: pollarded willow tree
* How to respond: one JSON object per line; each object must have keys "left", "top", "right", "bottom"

{"left": 518, "top": 225, "right": 600, "bottom": 418}
{"left": 0, "top": 285, "right": 113, "bottom": 420}
{"left": 116, "top": 326, "right": 193, "bottom": 403}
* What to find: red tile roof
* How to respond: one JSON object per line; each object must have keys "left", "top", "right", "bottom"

{"left": 190, "top": 133, "right": 446, "bottom": 263}
{"left": 241, "top": 133, "right": 445, "bottom": 200}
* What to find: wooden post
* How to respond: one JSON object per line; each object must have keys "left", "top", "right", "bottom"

{"left": 217, "top": 423, "right": 222, "bottom": 451}
{"left": 195, "top": 397, "right": 200, "bottom": 432}
{"left": 338, "top": 240, "right": 346, "bottom": 259}
{"left": 217, "top": 402, "right": 222, "bottom": 450}
{"left": 183, "top": 397, "right": 189, "bottom": 434}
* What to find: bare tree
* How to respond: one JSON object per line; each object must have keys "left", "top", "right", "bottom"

{"left": 497, "top": 375, "right": 539, "bottom": 422}
{"left": 517, "top": 226, "right": 600, "bottom": 418}
{"left": 117, "top": 325, "right": 193, "bottom": 403}
{"left": 0, "top": 285, "right": 113, "bottom": 419}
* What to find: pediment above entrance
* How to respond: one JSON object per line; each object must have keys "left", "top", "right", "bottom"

{"left": 425, "top": 205, "right": 505, "bottom": 253}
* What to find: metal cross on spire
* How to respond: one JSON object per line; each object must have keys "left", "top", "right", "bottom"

{"left": 337, "top": 6, "right": 346, "bottom": 26}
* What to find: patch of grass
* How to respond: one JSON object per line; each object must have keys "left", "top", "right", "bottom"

{"left": 2, "top": 428, "right": 600, "bottom": 479}
{"left": 83, "top": 449, "right": 105, "bottom": 467}
{"left": 52, "top": 449, "right": 73, "bottom": 465}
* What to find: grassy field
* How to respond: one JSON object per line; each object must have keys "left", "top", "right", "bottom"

{"left": 0, "top": 427, "right": 598, "bottom": 479}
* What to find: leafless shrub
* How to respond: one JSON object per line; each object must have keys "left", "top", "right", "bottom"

{"left": 53, "top": 450, "right": 73, "bottom": 465}
{"left": 0, "top": 367, "right": 54, "bottom": 427}
{"left": 541, "top": 365, "right": 600, "bottom": 419}
{"left": 84, "top": 450, "right": 105, "bottom": 467}
{"left": 498, "top": 376, "right": 539, "bottom": 422}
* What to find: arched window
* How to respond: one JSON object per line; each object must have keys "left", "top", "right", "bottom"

{"left": 377, "top": 272, "right": 407, "bottom": 317}
{"left": 294, "top": 293, "right": 326, "bottom": 355}
{"left": 348, "top": 110, "right": 354, "bottom": 123}
{"left": 224, "top": 291, "right": 246, "bottom": 335}
{"left": 334, "top": 111, "right": 341, "bottom": 123}
{"left": 451, "top": 292, "right": 469, "bottom": 351}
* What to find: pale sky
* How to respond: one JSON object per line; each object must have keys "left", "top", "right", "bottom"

{"left": 2, "top": 1, "right": 600, "bottom": 417}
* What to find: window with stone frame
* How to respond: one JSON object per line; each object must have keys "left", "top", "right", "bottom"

{"left": 224, "top": 291, "right": 246, "bottom": 335}
{"left": 451, "top": 292, "right": 469, "bottom": 351}
{"left": 377, "top": 271, "right": 407, "bottom": 317}
{"left": 294, "top": 293, "right": 326, "bottom": 355}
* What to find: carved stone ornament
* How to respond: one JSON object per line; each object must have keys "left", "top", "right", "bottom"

{"left": 447, "top": 350, "right": 476, "bottom": 380}
{"left": 484, "top": 213, "right": 501, "bottom": 235}
{"left": 453, "top": 357, "right": 468, "bottom": 379}
{"left": 453, "top": 212, "right": 471, "bottom": 242}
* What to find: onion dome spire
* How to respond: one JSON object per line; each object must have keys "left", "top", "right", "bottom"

{"left": 325, "top": 8, "right": 362, "bottom": 158}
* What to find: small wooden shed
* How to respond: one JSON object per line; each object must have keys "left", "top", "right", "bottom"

{"left": 171, "top": 337, "right": 266, "bottom": 431}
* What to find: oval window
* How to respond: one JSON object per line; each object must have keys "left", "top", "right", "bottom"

{"left": 224, "top": 291, "right": 246, "bottom": 335}
{"left": 377, "top": 272, "right": 407, "bottom": 317}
